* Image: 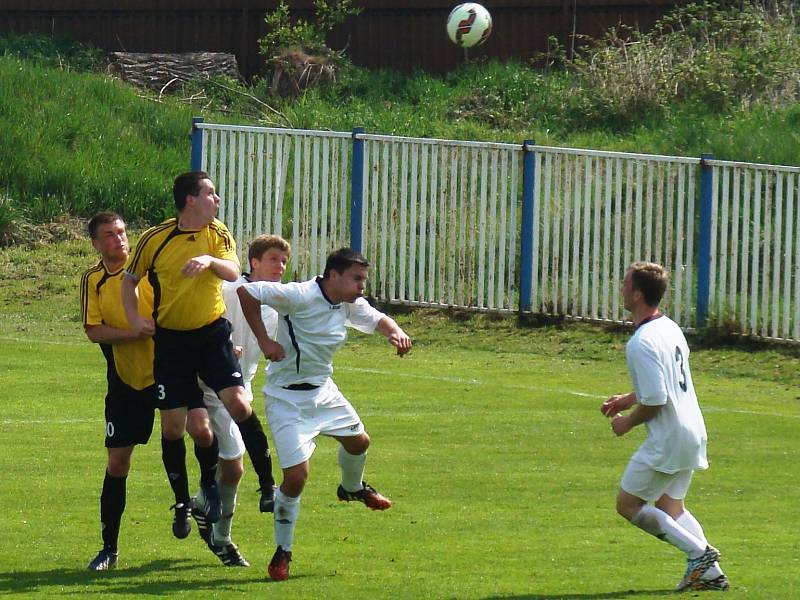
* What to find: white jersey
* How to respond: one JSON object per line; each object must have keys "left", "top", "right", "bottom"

{"left": 222, "top": 275, "right": 278, "bottom": 394}
{"left": 240, "top": 277, "right": 384, "bottom": 388}
{"left": 626, "top": 315, "right": 708, "bottom": 474}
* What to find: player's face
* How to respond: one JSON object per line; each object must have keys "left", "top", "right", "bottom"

{"left": 622, "top": 270, "right": 639, "bottom": 312}
{"left": 331, "top": 264, "right": 368, "bottom": 303}
{"left": 250, "top": 248, "right": 289, "bottom": 282}
{"left": 189, "top": 178, "right": 220, "bottom": 224}
{"left": 92, "top": 219, "right": 129, "bottom": 264}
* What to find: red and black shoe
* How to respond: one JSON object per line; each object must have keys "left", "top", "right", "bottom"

{"left": 336, "top": 481, "right": 392, "bottom": 511}
{"left": 267, "top": 545, "right": 292, "bottom": 581}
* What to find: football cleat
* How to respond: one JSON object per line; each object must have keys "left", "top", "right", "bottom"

{"left": 200, "top": 481, "right": 222, "bottom": 524}
{"left": 258, "top": 485, "right": 276, "bottom": 513}
{"left": 689, "top": 574, "right": 730, "bottom": 591}
{"left": 87, "top": 548, "right": 118, "bottom": 571}
{"left": 171, "top": 502, "right": 192, "bottom": 539}
{"left": 212, "top": 541, "right": 250, "bottom": 567}
{"left": 678, "top": 545, "right": 721, "bottom": 589}
{"left": 336, "top": 481, "right": 392, "bottom": 511}
{"left": 267, "top": 545, "right": 292, "bottom": 581}
{"left": 190, "top": 497, "right": 212, "bottom": 546}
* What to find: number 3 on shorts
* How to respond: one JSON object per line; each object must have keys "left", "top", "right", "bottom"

{"left": 157, "top": 384, "right": 166, "bottom": 401}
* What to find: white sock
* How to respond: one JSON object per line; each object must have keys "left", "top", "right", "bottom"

{"left": 211, "top": 481, "right": 238, "bottom": 546}
{"left": 338, "top": 445, "right": 367, "bottom": 493}
{"left": 274, "top": 488, "right": 301, "bottom": 552}
{"left": 676, "top": 510, "right": 707, "bottom": 546}
{"left": 677, "top": 510, "right": 724, "bottom": 578}
{"left": 631, "top": 505, "right": 706, "bottom": 558}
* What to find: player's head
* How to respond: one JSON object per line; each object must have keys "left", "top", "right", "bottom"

{"left": 323, "top": 247, "right": 370, "bottom": 302}
{"left": 248, "top": 234, "right": 291, "bottom": 282}
{"left": 88, "top": 211, "right": 128, "bottom": 264}
{"left": 173, "top": 171, "right": 219, "bottom": 222}
{"left": 624, "top": 262, "right": 668, "bottom": 310}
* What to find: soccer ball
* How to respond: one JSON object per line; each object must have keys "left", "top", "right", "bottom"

{"left": 446, "top": 3, "right": 493, "bottom": 48}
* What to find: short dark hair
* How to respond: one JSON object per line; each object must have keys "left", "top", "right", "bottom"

{"left": 87, "top": 212, "right": 123, "bottom": 239}
{"left": 323, "top": 247, "right": 369, "bottom": 278}
{"left": 248, "top": 234, "right": 291, "bottom": 265}
{"left": 629, "top": 262, "right": 668, "bottom": 307}
{"left": 173, "top": 171, "right": 210, "bottom": 211}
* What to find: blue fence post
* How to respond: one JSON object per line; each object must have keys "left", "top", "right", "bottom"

{"left": 350, "top": 127, "right": 365, "bottom": 253}
{"left": 519, "top": 140, "right": 536, "bottom": 312}
{"left": 190, "top": 117, "right": 204, "bottom": 171}
{"left": 696, "top": 153, "right": 714, "bottom": 328}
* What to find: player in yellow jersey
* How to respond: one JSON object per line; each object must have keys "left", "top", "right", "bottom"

{"left": 122, "top": 171, "right": 276, "bottom": 540}
{"left": 81, "top": 212, "right": 157, "bottom": 571}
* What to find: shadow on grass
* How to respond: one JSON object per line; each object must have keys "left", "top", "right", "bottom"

{"left": 0, "top": 558, "right": 287, "bottom": 595}
{"left": 481, "top": 591, "right": 675, "bottom": 600}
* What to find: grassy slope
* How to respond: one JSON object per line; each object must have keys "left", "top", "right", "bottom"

{"left": 1, "top": 54, "right": 799, "bottom": 231}
{"left": 1, "top": 238, "right": 799, "bottom": 598}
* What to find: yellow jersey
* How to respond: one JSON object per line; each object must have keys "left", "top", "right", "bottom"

{"left": 125, "top": 218, "right": 239, "bottom": 330}
{"left": 80, "top": 260, "right": 155, "bottom": 390}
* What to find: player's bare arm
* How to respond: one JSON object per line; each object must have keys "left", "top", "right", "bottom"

{"left": 121, "top": 273, "right": 155, "bottom": 337}
{"left": 601, "top": 391, "right": 637, "bottom": 417}
{"left": 375, "top": 316, "right": 412, "bottom": 356}
{"left": 84, "top": 323, "right": 153, "bottom": 345}
{"left": 236, "top": 286, "right": 285, "bottom": 361}
{"left": 180, "top": 255, "right": 239, "bottom": 281}
{"left": 611, "top": 403, "right": 661, "bottom": 437}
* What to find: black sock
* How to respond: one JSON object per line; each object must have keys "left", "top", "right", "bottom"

{"left": 100, "top": 471, "right": 126, "bottom": 552}
{"left": 194, "top": 435, "right": 219, "bottom": 487}
{"left": 236, "top": 412, "right": 274, "bottom": 489}
{"left": 161, "top": 436, "right": 190, "bottom": 504}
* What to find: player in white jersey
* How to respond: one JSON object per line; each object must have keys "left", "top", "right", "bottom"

{"left": 190, "top": 235, "right": 290, "bottom": 567}
{"left": 237, "top": 247, "right": 412, "bottom": 581}
{"left": 601, "top": 262, "right": 729, "bottom": 592}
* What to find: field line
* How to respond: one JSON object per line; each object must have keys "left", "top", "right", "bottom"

{"left": 339, "top": 366, "right": 800, "bottom": 420}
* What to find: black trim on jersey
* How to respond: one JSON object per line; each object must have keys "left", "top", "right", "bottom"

{"left": 315, "top": 276, "right": 340, "bottom": 307}
{"left": 146, "top": 224, "right": 188, "bottom": 325}
{"left": 208, "top": 219, "right": 234, "bottom": 253}
{"left": 80, "top": 261, "right": 104, "bottom": 324}
{"left": 284, "top": 315, "right": 301, "bottom": 373}
{"left": 126, "top": 219, "right": 175, "bottom": 276}
{"left": 635, "top": 312, "right": 664, "bottom": 331}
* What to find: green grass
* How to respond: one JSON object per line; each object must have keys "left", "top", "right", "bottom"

{"left": 1, "top": 238, "right": 799, "bottom": 598}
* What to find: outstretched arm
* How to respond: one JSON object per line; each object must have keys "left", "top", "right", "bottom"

{"left": 375, "top": 316, "right": 412, "bottom": 357}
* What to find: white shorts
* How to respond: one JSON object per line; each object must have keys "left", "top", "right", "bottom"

{"left": 263, "top": 378, "right": 364, "bottom": 469}
{"left": 620, "top": 456, "right": 694, "bottom": 502}
{"left": 200, "top": 381, "right": 250, "bottom": 461}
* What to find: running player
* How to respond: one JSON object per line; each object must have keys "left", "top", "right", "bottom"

{"left": 601, "top": 262, "right": 729, "bottom": 592}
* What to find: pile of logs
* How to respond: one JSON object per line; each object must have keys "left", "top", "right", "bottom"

{"left": 108, "top": 52, "right": 240, "bottom": 93}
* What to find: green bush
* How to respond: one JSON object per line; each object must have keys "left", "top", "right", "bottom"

{"left": 0, "top": 32, "right": 102, "bottom": 71}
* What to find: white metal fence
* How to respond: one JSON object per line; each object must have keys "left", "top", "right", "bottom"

{"left": 194, "top": 121, "right": 800, "bottom": 343}
{"left": 707, "top": 160, "right": 800, "bottom": 341}
{"left": 199, "top": 124, "right": 352, "bottom": 280}
{"left": 529, "top": 146, "right": 699, "bottom": 327}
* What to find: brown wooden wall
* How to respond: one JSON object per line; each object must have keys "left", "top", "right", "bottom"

{"left": 0, "top": 1, "right": 688, "bottom": 77}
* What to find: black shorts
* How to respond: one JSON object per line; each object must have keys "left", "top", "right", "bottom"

{"left": 105, "top": 381, "right": 156, "bottom": 448}
{"left": 153, "top": 318, "right": 244, "bottom": 411}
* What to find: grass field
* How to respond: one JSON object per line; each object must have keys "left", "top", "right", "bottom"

{"left": 1, "top": 239, "right": 799, "bottom": 599}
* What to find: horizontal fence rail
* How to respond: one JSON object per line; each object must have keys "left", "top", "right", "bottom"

{"left": 192, "top": 120, "right": 800, "bottom": 344}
